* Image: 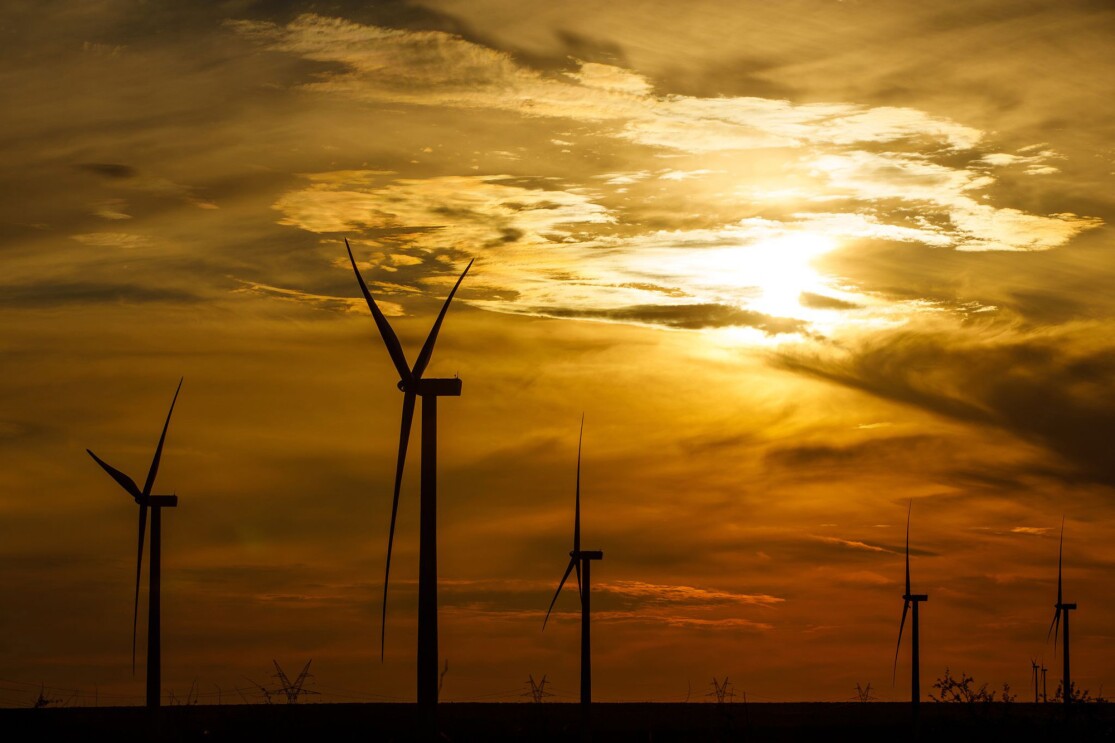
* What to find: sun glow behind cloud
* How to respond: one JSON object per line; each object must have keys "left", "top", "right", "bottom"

{"left": 242, "top": 13, "right": 1100, "bottom": 343}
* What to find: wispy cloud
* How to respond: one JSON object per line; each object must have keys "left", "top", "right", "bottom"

{"left": 233, "top": 281, "right": 374, "bottom": 314}
{"left": 600, "top": 580, "right": 784, "bottom": 607}
{"left": 812, "top": 536, "right": 895, "bottom": 554}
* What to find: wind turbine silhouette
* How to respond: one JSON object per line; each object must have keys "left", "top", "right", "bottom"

{"left": 86, "top": 378, "right": 182, "bottom": 709}
{"left": 346, "top": 240, "right": 472, "bottom": 718}
{"left": 543, "top": 417, "right": 604, "bottom": 708}
{"left": 1047, "top": 518, "right": 1076, "bottom": 706}
{"left": 1031, "top": 658, "right": 1040, "bottom": 703}
{"left": 893, "top": 502, "right": 928, "bottom": 716}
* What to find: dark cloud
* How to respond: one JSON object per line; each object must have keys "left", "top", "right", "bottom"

{"left": 553, "top": 29, "right": 629, "bottom": 67}
{"left": 777, "top": 328, "right": 1115, "bottom": 487}
{"left": 0, "top": 281, "right": 200, "bottom": 307}
{"left": 75, "top": 163, "right": 136, "bottom": 179}
{"left": 538, "top": 303, "right": 809, "bottom": 334}
{"left": 615, "top": 282, "right": 690, "bottom": 298}
{"left": 799, "top": 292, "right": 861, "bottom": 311}
{"left": 654, "top": 53, "right": 797, "bottom": 100}
{"left": 765, "top": 436, "right": 940, "bottom": 474}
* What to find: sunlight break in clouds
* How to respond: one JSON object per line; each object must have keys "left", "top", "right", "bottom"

{"left": 243, "top": 13, "right": 1101, "bottom": 340}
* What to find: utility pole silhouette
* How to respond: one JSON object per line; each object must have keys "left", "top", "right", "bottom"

{"left": 1047, "top": 519, "right": 1076, "bottom": 707}
{"left": 544, "top": 417, "right": 604, "bottom": 712}
{"left": 707, "top": 677, "right": 735, "bottom": 704}
{"left": 893, "top": 502, "right": 928, "bottom": 722}
{"left": 86, "top": 378, "right": 183, "bottom": 708}
{"left": 242, "top": 676, "right": 274, "bottom": 704}
{"left": 346, "top": 240, "right": 472, "bottom": 731}
{"left": 32, "top": 684, "right": 60, "bottom": 709}
{"left": 272, "top": 660, "right": 319, "bottom": 703}
{"left": 523, "top": 675, "right": 552, "bottom": 703}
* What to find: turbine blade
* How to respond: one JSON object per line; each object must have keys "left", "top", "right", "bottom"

{"left": 132, "top": 501, "right": 148, "bottom": 675}
{"left": 574, "top": 415, "right": 584, "bottom": 596}
{"left": 87, "top": 450, "right": 142, "bottom": 500}
{"left": 893, "top": 599, "right": 910, "bottom": 683}
{"left": 574, "top": 415, "right": 583, "bottom": 556}
{"left": 142, "top": 378, "right": 183, "bottom": 497}
{"left": 410, "top": 258, "right": 473, "bottom": 380}
{"left": 543, "top": 558, "right": 578, "bottom": 631}
{"left": 346, "top": 239, "right": 411, "bottom": 383}
{"left": 905, "top": 501, "right": 912, "bottom": 595}
{"left": 1057, "top": 517, "right": 1064, "bottom": 606}
{"left": 1048, "top": 608, "right": 1061, "bottom": 646}
{"left": 380, "top": 390, "right": 416, "bottom": 660}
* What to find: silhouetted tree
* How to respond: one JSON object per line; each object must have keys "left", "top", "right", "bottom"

{"left": 931, "top": 668, "right": 995, "bottom": 703}
{"left": 1054, "top": 681, "right": 1106, "bottom": 703}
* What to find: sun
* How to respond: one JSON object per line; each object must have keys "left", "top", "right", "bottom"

{"left": 741, "top": 232, "right": 838, "bottom": 318}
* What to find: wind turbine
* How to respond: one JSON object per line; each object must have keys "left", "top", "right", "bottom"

{"left": 543, "top": 417, "right": 604, "bottom": 708}
{"left": 86, "top": 378, "right": 182, "bottom": 709}
{"left": 893, "top": 502, "right": 928, "bottom": 715}
{"left": 1047, "top": 519, "right": 1076, "bottom": 706}
{"left": 1031, "top": 659, "right": 1040, "bottom": 703}
{"left": 346, "top": 240, "right": 472, "bottom": 717}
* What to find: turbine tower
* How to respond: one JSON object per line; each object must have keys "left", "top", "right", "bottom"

{"left": 1047, "top": 519, "right": 1076, "bottom": 706}
{"left": 893, "top": 502, "right": 928, "bottom": 716}
{"left": 346, "top": 240, "right": 472, "bottom": 720}
{"left": 543, "top": 417, "right": 604, "bottom": 708}
{"left": 86, "top": 378, "right": 183, "bottom": 709}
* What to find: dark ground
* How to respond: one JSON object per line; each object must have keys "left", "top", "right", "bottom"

{"left": 3, "top": 702, "right": 1113, "bottom": 742}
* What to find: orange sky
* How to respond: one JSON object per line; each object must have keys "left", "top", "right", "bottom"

{"left": 1, "top": 0, "right": 1114, "bottom": 706}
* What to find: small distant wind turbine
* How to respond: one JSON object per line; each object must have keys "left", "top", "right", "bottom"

{"left": 893, "top": 502, "right": 928, "bottom": 715}
{"left": 1031, "top": 659, "right": 1040, "bottom": 703}
{"left": 1047, "top": 519, "right": 1076, "bottom": 706}
{"left": 86, "top": 378, "right": 182, "bottom": 709}
{"left": 346, "top": 240, "right": 472, "bottom": 716}
{"left": 543, "top": 417, "right": 604, "bottom": 707}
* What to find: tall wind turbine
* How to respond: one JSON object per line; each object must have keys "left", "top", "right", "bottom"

{"left": 86, "top": 378, "right": 182, "bottom": 709}
{"left": 543, "top": 417, "right": 604, "bottom": 708}
{"left": 1047, "top": 519, "right": 1076, "bottom": 706}
{"left": 893, "top": 502, "right": 928, "bottom": 715}
{"left": 346, "top": 240, "right": 472, "bottom": 717}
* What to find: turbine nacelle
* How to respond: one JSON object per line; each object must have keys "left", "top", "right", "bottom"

{"left": 571, "top": 550, "right": 604, "bottom": 560}
{"left": 903, "top": 594, "right": 928, "bottom": 602}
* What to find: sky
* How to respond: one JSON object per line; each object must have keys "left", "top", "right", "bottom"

{"left": 1, "top": 0, "right": 1114, "bottom": 706}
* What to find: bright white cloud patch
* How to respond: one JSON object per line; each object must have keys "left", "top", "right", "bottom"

{"left": 275, "top": 174, "right": 611, "bottom": 244}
